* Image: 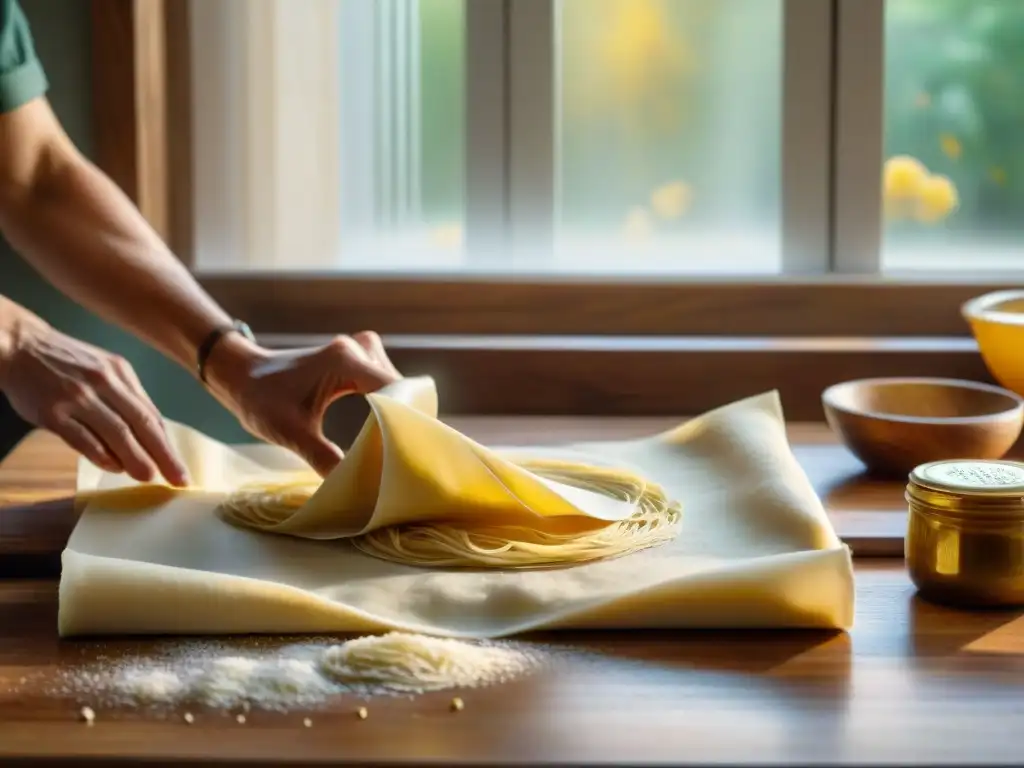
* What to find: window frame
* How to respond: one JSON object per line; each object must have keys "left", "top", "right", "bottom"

{"left": 833, "top": 0, "right": 885, "bottom": 274}
{"left": 90, "top": 0, "right": 1011, "bottom": 418}
{"left": 92, "top": 0, "right": 180, "bottom": 252}
{"left": 502, "top": 0, "right": 835, "bottom": 272}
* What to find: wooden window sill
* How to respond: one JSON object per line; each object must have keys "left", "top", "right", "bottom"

{"left": 203, "top": 275, "right": 1009, "bottom": 337}
{"left": 263, "top": 333, "right": 990, "bottom": 419}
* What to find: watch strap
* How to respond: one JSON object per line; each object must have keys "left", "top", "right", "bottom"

{"left": 196, "top": 319, "right": 254, "bottom": 384}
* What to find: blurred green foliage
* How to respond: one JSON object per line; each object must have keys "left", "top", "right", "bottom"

{"left": 417, "top": 0, "right": 1023, "bottom": 236}
{"left": 886, "top": 0, "right": 1023, "bottom": 234}
{"left": 418, "top": 0, "right": 464, "bottom": 224}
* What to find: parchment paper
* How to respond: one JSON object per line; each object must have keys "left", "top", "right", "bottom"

{"left": 59, "top": 378, "right": 854, "bottom": 637}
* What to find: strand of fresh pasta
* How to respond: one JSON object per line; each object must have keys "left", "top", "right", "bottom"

{"left": 219, "top": 475, "right": 321, "bottom": 528}
{"left": 219, "top": 460, "right": 682, "bottom": 569}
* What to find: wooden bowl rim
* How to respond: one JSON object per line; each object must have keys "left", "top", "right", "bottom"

{"left": 962, "top": 289, "right": 1024, "bottom": 326}
{"left": 821, "top": 377, "right": 1024, "bottom": 426}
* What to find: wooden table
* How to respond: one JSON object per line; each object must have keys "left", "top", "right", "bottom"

{"left": 3, "top": 565, "right": 1024, "bottom": 765}
{"left": 3, "top": 422, "right": 1023, "bottom": 766}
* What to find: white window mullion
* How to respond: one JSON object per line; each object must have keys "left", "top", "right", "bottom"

{"left": 832, "top": 0, "right": 885, "bottom": 274}
{"left": 393, "top": 1, "right": 410, "bottom": 225}
{"left": 406, "top": 0, "right": 423, "bottom": 224}
{"left": 464, "top": 0, "right": 511, "bottom": 265}
{"left": 389, "top": 0, "right": 423, "bottom": 227}
{"left": 781, "top": 0, "right": 835, "bottom": 274}
{"left": 507, "top": 0, "right": 556, "bottom": 268}
{"left": 375, "top": 1, "right": 395, "bottom": 230}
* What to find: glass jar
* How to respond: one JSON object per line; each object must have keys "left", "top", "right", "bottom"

{"left": 906, "top": 459, "right": 1024, "bottom": 607}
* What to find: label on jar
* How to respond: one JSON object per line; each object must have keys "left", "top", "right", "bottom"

{"left": 913, "top": 460, "right": 1024, "bottom": 493}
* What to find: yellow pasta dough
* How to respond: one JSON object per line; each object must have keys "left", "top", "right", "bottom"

{"left": 59, "top": 378, "right": 855, "bottom": 640}
{"left": 219, "top": 459, "right": 682, "bottom": 569}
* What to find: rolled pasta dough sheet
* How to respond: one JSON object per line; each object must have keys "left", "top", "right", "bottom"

{"left": 59, "top": 378, "right": 855, "bottom": 637}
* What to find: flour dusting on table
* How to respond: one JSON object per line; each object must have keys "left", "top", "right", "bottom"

{"left": 13, "top": 633, "right": 549, "bottom": 716}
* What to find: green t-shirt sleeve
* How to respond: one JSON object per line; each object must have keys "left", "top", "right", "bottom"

{"left": 0, "top": 0, "right": 46, "bottom": 113}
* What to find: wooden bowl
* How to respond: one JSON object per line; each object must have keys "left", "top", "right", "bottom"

{"left": 821, "top": 377, "right": 1024, "bottom": 477}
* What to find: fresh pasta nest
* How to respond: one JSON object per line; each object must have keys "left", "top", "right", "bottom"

{"left": 317, "top": 632, "right": 537, "bottom": 692}
{"left": 218, "top": 459, "right": 683, "bottom": 570}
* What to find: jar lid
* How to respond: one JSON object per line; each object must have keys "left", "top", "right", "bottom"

{"left": 910, "top": 459, "right": 1024, "bottom": 496}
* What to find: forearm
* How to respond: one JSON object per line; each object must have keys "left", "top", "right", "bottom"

{"left": 0, "top": 147, "right": 231, "bottom": 371}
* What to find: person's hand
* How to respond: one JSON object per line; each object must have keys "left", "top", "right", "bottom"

{"left": 0, "top": 321, "right": 190, "bottom": 486}
{"left": 205, "top": 330, "right": 402, "bottom": 477}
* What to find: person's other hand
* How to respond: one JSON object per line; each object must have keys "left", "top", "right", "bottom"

{"left": 205, "top": 330, "right": 402, "bottom": 477}
{"left": 0, "top": 323, "right": 190, "bottom": 486}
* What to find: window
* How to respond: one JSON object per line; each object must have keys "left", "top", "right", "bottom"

{"left": 556, "top": 0, "right": 783, "bottom": 274}
{"left": 883, "top": 0, "right": 1024, "bottom": 272}
{"left": 111, "top": 0, "right": 1024, "bottom": 284}
{"left": 186, "top": 0, "right": 1024, "bottom": 280}
{"left": 189, "top": 0, "right": 828, "bottom": 275}
{"left": 91, "top": 0, "right": 1014, "bottom": 419}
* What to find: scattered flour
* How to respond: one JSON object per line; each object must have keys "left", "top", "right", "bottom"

{"left": 36, "top": 633, "right": 547, "bottom": 716}
{"left": 116, "top": 669, "right": 185, "bottom": 703}
{"left": 195, "top": 656, "right": 336, "bottom": 709}
{"left": 192, "top": 656, "right": 258, "bottom": 707}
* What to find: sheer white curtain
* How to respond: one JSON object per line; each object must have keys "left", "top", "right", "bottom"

{"left": 189, "top": 0, "right": 423, "bottom": 271}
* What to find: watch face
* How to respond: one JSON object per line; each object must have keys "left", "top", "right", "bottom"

{"left": 235, "top": 320, "right": 256, "bottom": 341}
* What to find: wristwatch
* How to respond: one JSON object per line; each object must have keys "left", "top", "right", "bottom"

{"left": 196, "top": 319, "right": 256, "bottom": 384}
